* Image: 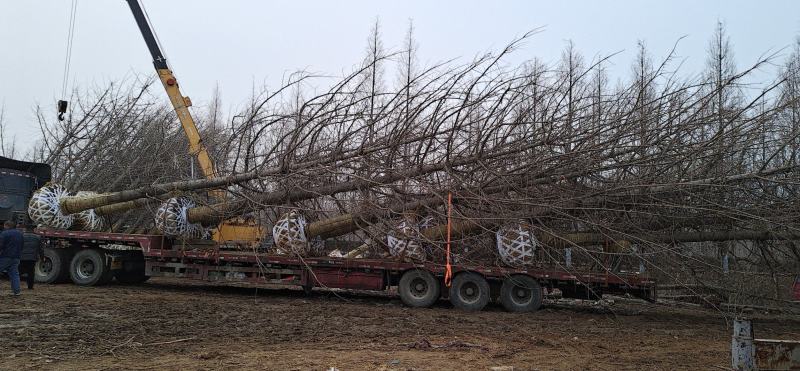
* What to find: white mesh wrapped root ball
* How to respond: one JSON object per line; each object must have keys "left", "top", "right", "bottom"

{"left": 417, "top": 216, "right": 439, "bottom": 258}
{"left": 496, "top": 222, "right": 538, "bottom": 267}
{"left": 418, "top": 216, "right": 438, "bottom": 229}
{"left": 154, "top": 197, "right": 206, "bottom": 238}
{"left": 28, "top": 184, "right": 73, "bottom": 229}
{"left": 72, "top": 191, "right": 107, "bottom": 232}
{"left": 387, "top": 220, "right": 427, "bottom": 262}
{"left": 272, "top": 210, "right": 316, "bottom": 256}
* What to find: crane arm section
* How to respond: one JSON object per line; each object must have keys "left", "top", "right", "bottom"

{"left": 125, "top": 0, "right": 218, "bottom": 179}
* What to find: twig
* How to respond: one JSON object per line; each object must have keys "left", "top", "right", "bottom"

{"left": 144, "top": 337, "right": 196, "bottom": 346}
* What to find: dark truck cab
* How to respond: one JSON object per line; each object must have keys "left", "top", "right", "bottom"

{"left": 0, "top": 156, "right": 51, "bottom": 225}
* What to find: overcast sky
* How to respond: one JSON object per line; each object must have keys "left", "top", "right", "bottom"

{"left": 1, "top": 1, "right": 799, "bottom": 156}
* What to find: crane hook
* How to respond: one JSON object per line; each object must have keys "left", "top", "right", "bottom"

{"left": 57, "top": 100, "right": 68, "bottom": 121}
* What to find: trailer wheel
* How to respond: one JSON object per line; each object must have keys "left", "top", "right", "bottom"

{"left": 449, "top": 272, "right": 490, "bottom": 311}
{"left": 500, "top": 275, "right": 543, "bottom": 312}
{"left": 399, "top": 269, "right": 440, "bottom": 308}
{"left": 69, "top": 249, "right": 113, "bottom": 286}
{"left": 36, "top": 247, "right": 71, "bottom": 283}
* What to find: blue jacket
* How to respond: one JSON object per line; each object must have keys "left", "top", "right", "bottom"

{"left": 0, "top": 228, "right": 24, "bottom": 259}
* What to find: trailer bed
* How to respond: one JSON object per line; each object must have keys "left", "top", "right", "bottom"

{"left": 37, "top": 229, "right": 656, "bottom": 308}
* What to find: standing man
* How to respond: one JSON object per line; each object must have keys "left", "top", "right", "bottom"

{"left": 19, "top": 224, "right": 41, "bottom": 290}
{"left": 0, "top": 220, "right": 24, "bottom": 296}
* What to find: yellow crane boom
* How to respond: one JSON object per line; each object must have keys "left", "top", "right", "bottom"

{"left": 126, "top": 0, "right": 261, "bottom": 243}
{"left": 126, "top": 0, "right": 217, "bottom": 180}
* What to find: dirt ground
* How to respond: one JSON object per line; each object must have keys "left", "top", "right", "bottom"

{"left": 0, "top": 278, "right": 798, "bottom": 370}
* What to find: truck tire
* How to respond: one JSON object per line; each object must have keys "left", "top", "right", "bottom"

{"left": 500, "top": 275, "right": 543, "bottom": 313}
{"left": 449, "top": 272, "right": 490, "bottom": 311}
{"left": 69, "top": 249, "right": 113, "bottom": 286}
{"left": 36, "top": 247, "right": 71, "bottom": 283}
{"left": 398, "top": 269, "right": 440, "bottom": 308}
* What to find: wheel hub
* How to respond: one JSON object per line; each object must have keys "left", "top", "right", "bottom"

{"left": 410, "top": 278, "right": 428, "bottom": 297}
{"left": 40, "top": 257, "right": 53, "bottom": 274}
{"left": 77, "top": 259, "right": 96, "bottom": 279}
{"left": 460, "top": 282, "right": 480, "bottom": 303}
{"left": 512, "top": 286, "right": 533, "bottom": 305}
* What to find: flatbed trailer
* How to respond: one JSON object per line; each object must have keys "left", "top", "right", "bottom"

{"left": 35, "top": 228, "right": 656, "bottom": 312}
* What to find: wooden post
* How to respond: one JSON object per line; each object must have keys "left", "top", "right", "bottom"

{"left": 732, "top": 319, "right": 755, "bottom": 371}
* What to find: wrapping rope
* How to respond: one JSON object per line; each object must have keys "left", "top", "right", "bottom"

{"left": 28, "top": 184, "right": 73, "bottom": 229}
{"left": 154, "top": 197, "right": 206, "bottom": 238}
{"left": 272, "top": 210, "right": 320, "bottom": 256}
{"left": 496, "top": 221, "right": 538, "bottom": 267}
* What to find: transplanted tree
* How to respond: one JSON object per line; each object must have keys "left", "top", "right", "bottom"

{"left": 517, "top": 58, "right": 549, "bottom": 153}
{"left": 556, "top": 40, "right": 588, "bottom": 154}
{"left": 590, "top": 58, "right": 608, "bottom": 130}
{"left": 704, "top": 21, "right": 741, "bottom": 174}
{"left": 360, "top": 18, "right": 386, "bottom": 144}
{"left": 398, "top": 20, "right": 419, "bottom": 127}
{"left": 0, "top": 106, "right": 17, "bottom": 158}
{"left": 631, "top": 41, "right": 657, "bottom": 158}
{"left": 778, "top": 37, "right": 800, "bottom": 165}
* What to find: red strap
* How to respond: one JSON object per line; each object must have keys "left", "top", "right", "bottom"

{"left": 444, "top": 191, "right": 453, "bottom": 287}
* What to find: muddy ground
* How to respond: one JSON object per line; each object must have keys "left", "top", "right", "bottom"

{"left": 0, "top": 278, "right": 797, "bottom": 370}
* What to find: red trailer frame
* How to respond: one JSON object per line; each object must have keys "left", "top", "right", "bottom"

{"left": 36, "top": 229, "right": 656, "bottom": 311}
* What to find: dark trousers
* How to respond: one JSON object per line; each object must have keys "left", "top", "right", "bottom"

{"left": 19, "top": 260, "right": 35, "bottom": 289}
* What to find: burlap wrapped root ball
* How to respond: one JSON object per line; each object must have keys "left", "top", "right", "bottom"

{"left": 386, "top": 219, "right": 427, "bottom": 262}
{"left": 154, "top": 197, "right": 207, "bottom": 238}
{"left": 28, "top": 184, "right": 73, "bottom": 229}
{"left": 272, "top": 210, "right": 321, "bottom": 256}
{"left": 496, "top": 221, "right": 539, "bottom": 267}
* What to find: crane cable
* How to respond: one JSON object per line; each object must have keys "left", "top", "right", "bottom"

{"left": 58, "top": 0, "right": 79, "bottom": 121}
{"left": 139, "top": 0, "right": 170, "bottom": 69}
